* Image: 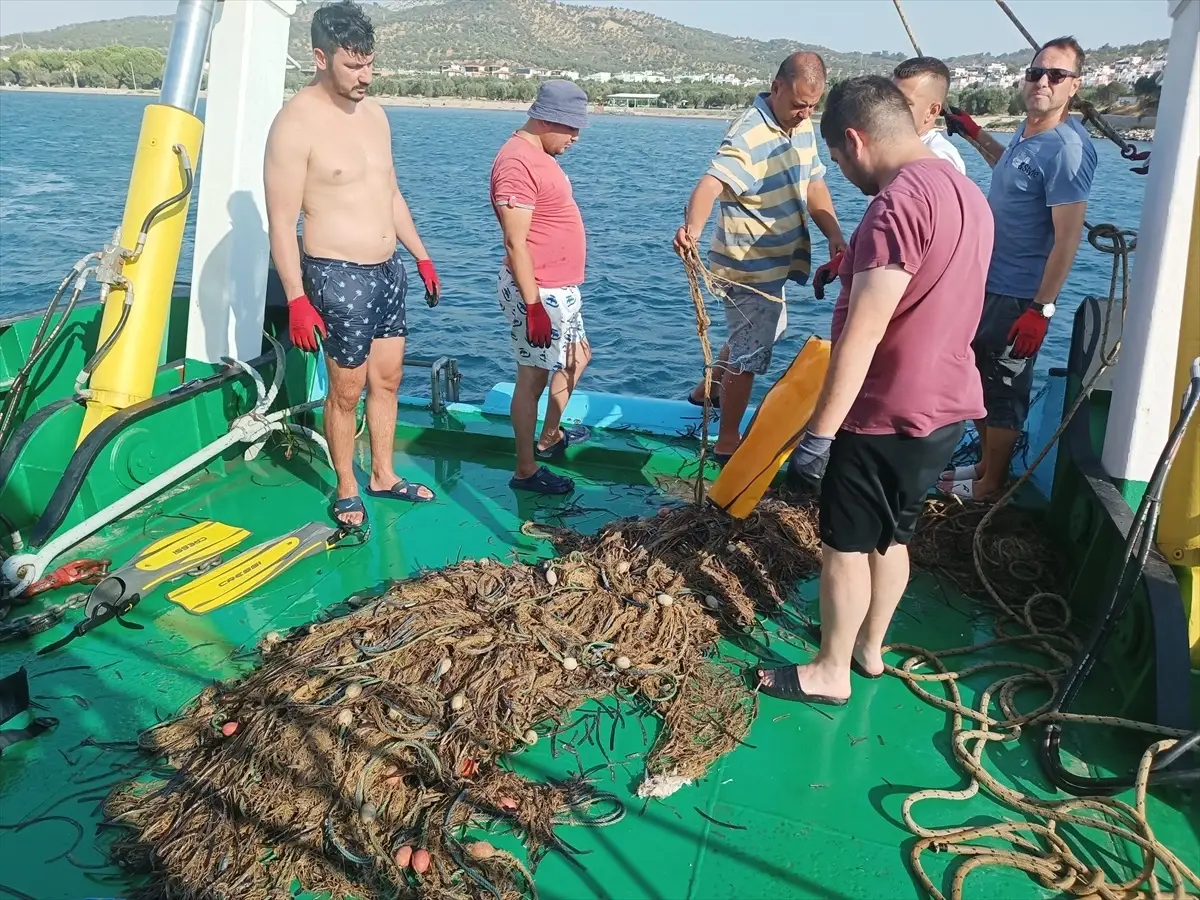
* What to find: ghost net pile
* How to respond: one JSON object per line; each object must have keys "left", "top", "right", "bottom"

{"left": 102, "top": 499, "right": 823, "bottom": 900}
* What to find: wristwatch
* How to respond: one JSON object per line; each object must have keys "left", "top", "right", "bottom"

{"left": 1035, "top": 302, "right": 1056, "bottom": 318}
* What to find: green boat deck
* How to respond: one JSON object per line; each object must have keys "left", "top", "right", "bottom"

{"left": 1, "top": 408, "right": 1197, "bottom": 900}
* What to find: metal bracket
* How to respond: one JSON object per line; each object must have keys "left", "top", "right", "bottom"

{"left": 405, "top": 356, "right": 462, "bottom": 415}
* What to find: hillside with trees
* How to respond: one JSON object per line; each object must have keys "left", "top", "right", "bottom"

{"left": 3, "top": 0, "right": 1166, "bottom": 79}
{"left": 0, "top": 0, "right": 1168, "bottom": 116}
{"left": 0, "top": 43, "right": 1159, "bottom": 121}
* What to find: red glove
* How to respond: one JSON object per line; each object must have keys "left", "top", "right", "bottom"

{"left": 943, "top": 106, "right": 981, "bottom": 141}
{"left": 813, "top": 250, "right": 844, "bottom": 301}
{"left": 1007, "top": 307, "right": 1050, "bottom": 359}
{"left": 525, "top": 300, "right": 552, "bottom": 349}
{"left": 288, "top": 294, "right": 326, "bottom": 353}
{"left": 416, "top": 258, "right": 440, "bottom": 307}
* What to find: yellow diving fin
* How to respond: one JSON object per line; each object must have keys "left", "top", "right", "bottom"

{"left": 121, "top": 519, "right": 252, "bottom": 595}
{"left": 708, "top": 335, "right": 832, "bottom": 519}
{"left": 35, "top": 520, "right": 253, "bottom": 655}
{"left": 166, "top": 522, "right": 345, "bottom": 615}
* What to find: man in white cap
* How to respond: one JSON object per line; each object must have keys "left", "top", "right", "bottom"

{"left": 489, "top": 80, "right": 592, "bottom": 495}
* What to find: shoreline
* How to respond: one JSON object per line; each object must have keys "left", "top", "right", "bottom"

{"left": 0, "top": 85, "right": 1155, "bottom": 139}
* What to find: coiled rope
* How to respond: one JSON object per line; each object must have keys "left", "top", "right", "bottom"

{"left": 884, "top": 224, "right": 1199, "bottom": 898}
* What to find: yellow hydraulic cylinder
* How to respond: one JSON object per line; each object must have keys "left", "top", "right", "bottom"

{"left": 1158, "top": 159, "right": 1200, "bottom": 666}
{"left": 76, "top": 103, "right": 204, "bottom": 444}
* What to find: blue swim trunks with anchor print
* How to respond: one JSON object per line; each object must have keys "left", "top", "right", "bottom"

{"left": 301, "top": 249, "right": 408, "bottom": 368}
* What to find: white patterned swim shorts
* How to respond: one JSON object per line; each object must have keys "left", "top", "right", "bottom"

{"left": 497, "top": 266, "right": 587, "bottom": 372}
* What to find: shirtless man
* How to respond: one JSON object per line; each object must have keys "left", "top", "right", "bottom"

{"left": 264, "top": 0, "right": 441, "bottom": 529}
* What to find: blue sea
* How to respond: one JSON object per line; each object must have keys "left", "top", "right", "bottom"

{"left": 0, "top": 92, "right": 1148, "bottom": 404}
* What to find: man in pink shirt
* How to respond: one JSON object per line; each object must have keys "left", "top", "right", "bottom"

{"left": 490, "top": 80, "right": 592, "bottom": 495}
{"left": 757, "top": 76, "right": 993, "bottom": 706}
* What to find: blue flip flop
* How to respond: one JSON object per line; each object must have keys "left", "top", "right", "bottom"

{"left": 331, "top": 496, "right": 370, "bottom": 530}
{"left": 365, "top": 478, "right": 437, "bottom": 503}
{"left": 510, "top": 465, "right": 574, "bottom": 495}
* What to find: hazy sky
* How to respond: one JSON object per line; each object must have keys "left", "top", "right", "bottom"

{"left": 0, "top": 0, "right": 1174, "bottom": 57}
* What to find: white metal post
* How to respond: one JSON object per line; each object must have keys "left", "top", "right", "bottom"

{"left": 185, "top": 0, "right": 298, "bottom": 365}
{"left": 1102, "top": 0, "right": 1200, "bottom": 487}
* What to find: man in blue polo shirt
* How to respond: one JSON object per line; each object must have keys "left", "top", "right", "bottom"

{"left": 672, "top": 51, "right": 846, "bottom": 463}
{"left": 940, "top": 35, "right": 1097, "bottom": 499}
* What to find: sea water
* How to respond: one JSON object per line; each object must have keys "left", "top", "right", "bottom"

{"left": 0, "top": 91, "right": 1148, "bottom": 404}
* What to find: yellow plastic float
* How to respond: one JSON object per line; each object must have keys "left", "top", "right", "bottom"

{"left": 708, "top": 334, "right": 831, "bottom": 519}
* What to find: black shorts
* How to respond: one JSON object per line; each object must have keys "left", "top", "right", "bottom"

{"left": 818, "top": 422, "right": 965, "bottom": 554}
{"left": 301, "top": 249, "right": 408, "bottom": 369}
{"left": 971, "top": 291, "right": 1037, "bottom": 432}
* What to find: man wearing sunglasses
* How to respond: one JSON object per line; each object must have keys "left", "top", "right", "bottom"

{"left": 939, "top": 36, "right": 1097, "bottom": 501}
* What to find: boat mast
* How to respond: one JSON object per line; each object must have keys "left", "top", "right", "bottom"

{"left": 76, "top": 0, "right": 216, "bottom": 442}
{"left": 1101, "top": 0, "right": 1199, "bottom": 500}
{"left": 161, "top": 0, "right": 217, "bottom": 114}
{"left": 185, "top": 0, "right": 299, "bottom": 367}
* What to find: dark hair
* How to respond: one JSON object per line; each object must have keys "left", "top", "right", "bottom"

{"left": 1037, "top": 35, "right": 1085, "bottom": 72}
{"left": 311, "top": 0, "right": 375, "bottom": 58}
{"left": 775, "top": 51, "right": 827, "bottom": 85}
{"left": 893, "top": 56, "right": 951, "bottom": 89}
{"left": 819, "top": 75, "right": 916, "bottom": 152}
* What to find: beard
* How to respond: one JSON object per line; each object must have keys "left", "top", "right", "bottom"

{"left": 841, "top": 157, "right": 879, "bottom": 196}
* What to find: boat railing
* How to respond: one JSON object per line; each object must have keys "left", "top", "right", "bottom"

{"left": 402, "top": 355, "right": 462, "bottom": 414}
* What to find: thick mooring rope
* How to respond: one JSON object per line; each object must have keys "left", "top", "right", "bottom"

{"left": 884, "top": 226, "right": 1199, "bottom": 896}
{"left": 678, "top": 242, "right": 787, "bottom": 505}
{"left": 681, "top": 243, "right": 715, "bottom": 505}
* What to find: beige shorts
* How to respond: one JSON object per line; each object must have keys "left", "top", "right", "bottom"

{"left": 721, "top": 282, "right": 788, "bottom": 376}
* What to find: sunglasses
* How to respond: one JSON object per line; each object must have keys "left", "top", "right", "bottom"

{"left": 1025, "top": 66, "right": 1078, "bottom": 85}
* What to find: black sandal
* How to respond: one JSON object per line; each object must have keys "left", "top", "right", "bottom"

{"left": 365, "top": 478, "right": 437, "bottom": 503}
{"left": 687, "top": 392, "right": 721, "bottom": 410}
{"left": 799, "top": 621, "right": 883, "bottom": 680}
{"left": 331, "top": 496, "right": 370, "bottom": 531}
{"left": 754, "top": 664, "right": 848, "bottom": 706}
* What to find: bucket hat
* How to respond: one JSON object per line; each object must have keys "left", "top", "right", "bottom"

{"left": 528, "top": 79, "right": 589, "bottom": 129}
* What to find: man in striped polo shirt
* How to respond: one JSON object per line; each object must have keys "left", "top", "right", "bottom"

{"left": 675, "top": 51, "right": 846, "bottom": 463}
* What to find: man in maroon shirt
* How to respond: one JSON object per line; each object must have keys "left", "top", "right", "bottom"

{"left": 757, "top": 76, "right": 993, "bottom": 706}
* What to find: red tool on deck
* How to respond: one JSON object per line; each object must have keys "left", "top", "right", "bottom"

{"left": 20, "top": 559, "right": 110, "bottom": 600}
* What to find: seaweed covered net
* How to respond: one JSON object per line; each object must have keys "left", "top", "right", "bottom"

{"left": 102, "top": 500, "right": 823, "bottom": 900}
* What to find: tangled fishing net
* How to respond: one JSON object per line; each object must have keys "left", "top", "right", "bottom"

{"left": 99, "top": 234, "right": 1198, "bottom": 900}
{"left": 101, "top": 500, "right": 822, "bottom": 900}
{"left": 97, "top": 485, "right": 1200, "bottom": 900}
